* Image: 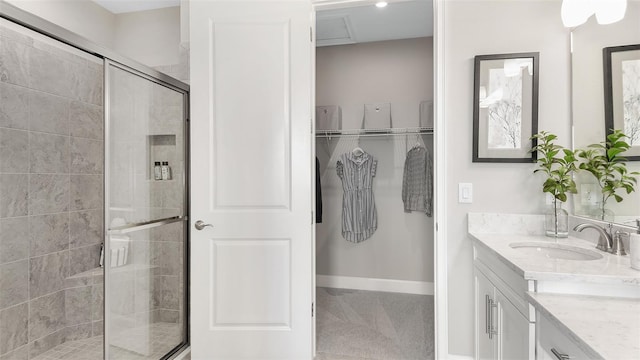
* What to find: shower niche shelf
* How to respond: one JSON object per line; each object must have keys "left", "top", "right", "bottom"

{"left": 148, "top": 134, "right": 177, "bottom": 180}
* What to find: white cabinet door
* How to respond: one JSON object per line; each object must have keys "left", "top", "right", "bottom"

{"left": 496, "top": 291, "right": 532, "bottom": 360}
{"left": 189, "top": 1, "right": 313, "bottom": 359}
{"left": 475, "top": 270, "right": 496, "bottom": 360}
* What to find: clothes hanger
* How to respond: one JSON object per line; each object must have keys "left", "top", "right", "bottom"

{"left": 352, "top": 147, "right": 364, "bottom": 156}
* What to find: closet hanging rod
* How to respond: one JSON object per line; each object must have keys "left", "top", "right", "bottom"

{"left": 315, "top": 127, "right": 433, "bottom": 138}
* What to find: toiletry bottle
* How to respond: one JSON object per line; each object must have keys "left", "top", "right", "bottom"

{"left": 154, "top": 162, "right": 162, "bottom": 180}
{"left": 161, "top": 161, "right": 171, "bottom": 180}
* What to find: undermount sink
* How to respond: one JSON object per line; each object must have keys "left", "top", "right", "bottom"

{"left": 509, "top": 242, "right": 603, "bottom": 261}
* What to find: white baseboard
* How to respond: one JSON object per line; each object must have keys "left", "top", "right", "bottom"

{"left": 447, "top": 354, "right": 473, "bottom": 360}
{"left": 316, "top": 275, "right": 434, "bottom": 295}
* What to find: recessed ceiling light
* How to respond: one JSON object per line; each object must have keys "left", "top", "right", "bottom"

{"left": 375, "top": 1, "right": 388, "bottom": 8}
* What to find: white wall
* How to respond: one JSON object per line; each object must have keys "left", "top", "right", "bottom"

{"left": 113, "top": 6, "right": 181, "bottom": 67}
{"left": 443, "top": 0, "right": 571, "bottom": 356}
{"left": 4, "top": 0, "right": 116, "bottom": 48}
{"left": 4, "top": 0, "right": 182, "bottom": 69}
{"left": 316, "top": 38, "right": 434, "bottom": 283}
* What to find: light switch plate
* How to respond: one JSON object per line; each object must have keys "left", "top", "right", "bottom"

{"left": 459, "top": 183, "right": 473, "bottom": 203}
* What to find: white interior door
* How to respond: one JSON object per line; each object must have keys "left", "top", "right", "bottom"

{"left": 189, "top": 1, "right": 313, "bottom": 359}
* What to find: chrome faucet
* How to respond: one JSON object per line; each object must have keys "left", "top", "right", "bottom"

{"left": 573, "top": 223, "right": 613, "bottom": 252}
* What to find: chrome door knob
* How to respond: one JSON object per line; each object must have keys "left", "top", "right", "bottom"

{"left": 194, "top": 220, "right": 213, "bottom": 230}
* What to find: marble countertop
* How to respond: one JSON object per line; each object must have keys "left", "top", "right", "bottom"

{"left": 527, "top": 292, "right": 640, "bottom": 360}
{"left": 469, "top": 232, "right": 640, "bottom": 286}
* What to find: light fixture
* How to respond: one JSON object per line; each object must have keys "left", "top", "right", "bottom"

{"left": 561, "top": 0, "right": 594, "bottom": 27}
{"left": 375, "top": 1, "right": 388, "bottom": 8}
{"left": 561, "top": 0, "right": 628, "bottom": 27}
{"left": 593, "top": 0, "right": 627, "bottom": 24}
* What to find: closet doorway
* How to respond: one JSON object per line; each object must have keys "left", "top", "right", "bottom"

{"left": 314, "top": 1, "right": 435, "bottom": 358}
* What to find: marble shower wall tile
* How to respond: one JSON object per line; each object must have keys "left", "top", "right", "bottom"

{"left": 73, "top": 65, "right": 103, "bottom": 106}
{"left": 109, "top": 272, "right": 135, "bottom": 316}
{"left": 91, "top": 284, "right": 103, "bottom": 322}
{"left": 155, "top": 275, "right": 181, "bottom": 311}
{"left": 28, "top": 291, "right": 64, "bottom": 341}
{"left": 28, "top": 46, "right": 73, "bottom": 99}
{"left": 0, "top": 82, "right": 29, "bottom": 130}
{"left": 64, "top": 323, "right": 92, "bottom": 342}
{"left": 91, "top": 320, "right": 103, "bottom": 337}
{"left": 0, "top": 345, "right": 28, "bottom": 360}
{"left": 28, "top": 213, "right": 69, "bottom": 257}
{"left": 69, "top": 101, "right": 102, "bottom": 140}
{"left": 0, "top": 217, "right": 28, "bottom": 264}
{"left": 0, "top": 303, "right": 28, "bottom": 356}
{"left": 150, "top": 221, "right": 183, "bottom": 242}
{"left": 0, "top": 128, "right": 28, "bottom": 173}
{"left": 28, "top": 91, "right": 69, "bottom": 136}
{"left": 28, "top": 174, "right": 69, "bottom": 216}
{"left": 0, "top": 174, "right": 28, "bottom": 218}
{"left": 28, "top": 329, "right": 63, "bottom": 359}
{"left": 29, "top": 133, "right": 69, "bottom": 174}
{"left": 69, "top": 245, "right": 100, "bottom": 276}
{"left": 0, "top": 37, "right": 30, "bottom": 87}
{"left": 29, "top": 251, "right": 68, "bottom": 299}
{"left": 70, "top": 175, "right": 101, "bottom": 211}
{"left": 65, "top": 286, "right": 92, "bottom": 326}
{"left": 70, "top": 137, "right": 103, "bottom": 174}
{"left": 157, "top": 310, "right": 180, "bottom": 323}
{"left": 135, "top": 272, "right": 154, "bottom": 313}
{"left": 0, "top": 260, "right": 28, "bottom": 308}
{"left": 69, "top": 210, "right": 102, "bottom": 249}
{"left": 151, "top": 241, "right": 183, "bottom": 276}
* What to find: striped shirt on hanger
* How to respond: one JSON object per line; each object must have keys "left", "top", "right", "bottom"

{"left": 336, "top": 151, "right": 378, "bottom": 243}
{"left": 402, "top": 145, "right": 433, "bottom": 216}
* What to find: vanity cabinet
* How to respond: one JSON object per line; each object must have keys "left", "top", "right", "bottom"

{"left": 536, "top": 311, "right": 595, "bottom": 360}
{"left": 474, "top": 244, "right": 535, "bottom": 360}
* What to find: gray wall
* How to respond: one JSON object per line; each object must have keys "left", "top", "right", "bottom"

{"left": 0, "top": 19, "right": 104, "bottom": 359}
{"left": 443, "top": 0, "right": 571, "bottom": 356}
{"left": 315, "top": 37, "right": 435, "bottom": 282}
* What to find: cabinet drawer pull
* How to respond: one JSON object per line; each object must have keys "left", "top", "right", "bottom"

{"left": 551, "top": 348, "right": 570, "bottom": 360}
{"left": 485, "top": 295, "right": 498, "bottom": 339}
{"left": 485, "top": 295, "right": 490, "bottom": 335}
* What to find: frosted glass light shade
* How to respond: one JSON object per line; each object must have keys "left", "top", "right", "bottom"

{"left": 593, "top": 0, "right": 627, "bottom": 24}
{"left": 561, "top": 0, "right": 594, "bottom": 27}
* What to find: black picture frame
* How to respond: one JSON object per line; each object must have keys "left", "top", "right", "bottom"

{"left": 472, "top": 52, "right": 539, "bottom": 163}
{"left": 603, "top": 44, "right": 640, "bottom": 161}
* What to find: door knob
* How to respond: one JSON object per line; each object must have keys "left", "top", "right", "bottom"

{"left": 194, "top": 220, "right": 213, "bottom": 230}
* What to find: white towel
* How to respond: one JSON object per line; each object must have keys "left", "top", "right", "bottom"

{"left": 363, "top": 103, "right": 392, "bottom": 129}
{"left": 420, "top": 100, "right": 433, "bottom": 128}
{"left": 316, "top": 105, "right": 342, "bottom": 130}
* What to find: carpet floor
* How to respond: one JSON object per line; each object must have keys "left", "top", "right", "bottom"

{"left": 315, "top": 287, "right": 435, "bottom": 360}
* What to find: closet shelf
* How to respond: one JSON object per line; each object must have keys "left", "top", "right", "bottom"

{"left": 316, "top": 127, "right": 433, "bottom": 138}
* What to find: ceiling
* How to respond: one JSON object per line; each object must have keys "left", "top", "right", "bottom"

{"left": 316, "top": 0, "right": 433, "bottom": 47}
{"left": 91, "top": 0, "right": 433, "bottom": 46}
{"left": 92, "top": 0, "right": 179, "bottom": 14}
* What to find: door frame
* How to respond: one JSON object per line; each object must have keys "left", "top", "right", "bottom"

{"left": 310, "top": 0, "right": 448, "bottom": 358}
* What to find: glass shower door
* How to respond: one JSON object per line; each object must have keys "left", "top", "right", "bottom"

{"left": 105, "top": 61, "right": 188, "bottom": 360}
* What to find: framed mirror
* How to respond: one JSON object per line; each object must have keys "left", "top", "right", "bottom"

{"left": 472, "top": 52, "right": 539, "bottom": 163}
{"left": 604, "top": 44, "right": 640, "bottom": 160}
{"left": 572, "top": 2, "right": 640, "bottom": 224}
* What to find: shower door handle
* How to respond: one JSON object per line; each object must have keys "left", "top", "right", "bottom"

{"left": 194, "top": 220, "right": 213, "bottom": 230}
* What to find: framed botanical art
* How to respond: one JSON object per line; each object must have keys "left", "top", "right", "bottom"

{"left": 473, "top": 52, "right": 539, "bottom": 163}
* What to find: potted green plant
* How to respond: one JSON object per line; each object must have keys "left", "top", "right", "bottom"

{"left": 532, "top": 131, "right": 578, "bottom": 238}
{"left": 575, "top": 129, "right": 638, "bottom": 221}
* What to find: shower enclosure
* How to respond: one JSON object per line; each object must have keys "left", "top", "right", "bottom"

{"left": 0, "top": 4, "right": 189, "bottom": 360}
